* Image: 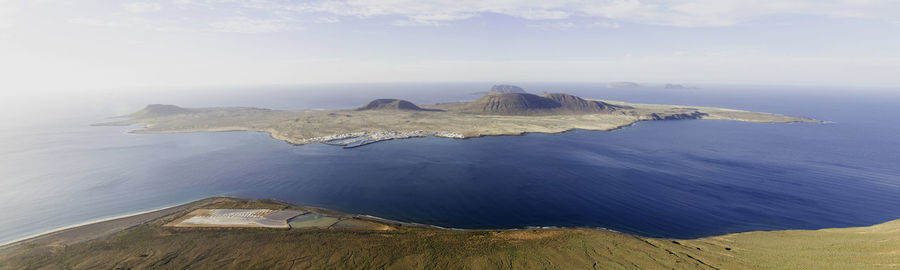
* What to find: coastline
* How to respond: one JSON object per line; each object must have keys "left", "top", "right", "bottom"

{"left": 3, "top": 196, "right": 898, "bottom": 269}
{"left": 0, "top": 198, "right": 205, "bottom": 249}
{"left": 113, "top": 116, "right": 821, "bottom": 149}
{"left": 1, "top": 209, "right": 156, "bottom": 246}
{"left": 0, "top": 197, "right": 423, "bottom": 249}
{"left": 0, "top": 196, "right": 607, "bottom": 248}
{"left": 2, "top": 195, "right": 886, "bottom": 247}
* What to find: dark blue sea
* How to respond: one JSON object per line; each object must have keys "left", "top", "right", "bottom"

{"left": 2, "top": 83, "right": 899, "bottom": 243}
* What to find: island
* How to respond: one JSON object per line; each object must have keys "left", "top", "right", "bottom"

{"left": 607, "top": 81, "right": 640, "bottom": 88}
{"left": 664, "top": 83, "right": 699, "bottom": 89}
{"left": 96, "top": 86, "right": 819, "bottom": 148}
{"left": 471, "top": 84, "right": 529, "bottom": 95}
{"left": 1, "top": 197, "right": 896, "bottom": 269}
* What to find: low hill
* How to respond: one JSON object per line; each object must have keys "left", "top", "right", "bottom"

{"left": 488, "top": 85, "right": 527, "bottom": 94}
{"left": 127, "top": 104, "right": 194, "bottom": 118}
{"left": 607, "top": 81, "right": 640, "bottom": 88}
{"left": 664, "top": 83, "right": 698, "bottom": 89}
{"left": 541, "top": 93, "right": 621, "bottom": 113}
{"left": 462, "top": 93, "right": 622, "bottom": 115}
{"left": 463, "top": 93, "right": 559, "bottom": 114}
{"left": 357, "top": 99, "right": 427, "bottom": 111}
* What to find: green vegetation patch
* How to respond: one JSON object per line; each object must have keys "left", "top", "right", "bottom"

{"left": 288, "top": 213, "right": 339, "bottom": 229}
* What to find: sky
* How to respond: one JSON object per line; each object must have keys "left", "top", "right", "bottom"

{"left": 1, "top": 0, "right": 900, "bottom": 94}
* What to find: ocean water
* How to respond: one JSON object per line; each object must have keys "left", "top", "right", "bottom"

{"left": 1, "top": 83, "right": 899, "bottom": 243}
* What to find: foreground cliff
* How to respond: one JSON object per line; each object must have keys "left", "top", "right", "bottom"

{"left": 0, "top": 197, "right": 895, "bottom": 270}
{"left": 96, "top": 86, "right": 819, "bottom": 147}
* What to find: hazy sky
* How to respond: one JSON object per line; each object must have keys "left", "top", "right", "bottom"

{"left": 2, "top": 0, "right": 900, "bottom": 93}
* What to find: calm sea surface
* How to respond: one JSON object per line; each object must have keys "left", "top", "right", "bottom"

{"left": 1, "top": 83, "right": 899, "bottom": 243}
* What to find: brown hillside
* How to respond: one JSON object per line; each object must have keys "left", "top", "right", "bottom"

{"left": 462, "top": 93, "right": 622, "bottom": 115}
{"left": 357, "top": 99, "right": 427, "bottom": 111}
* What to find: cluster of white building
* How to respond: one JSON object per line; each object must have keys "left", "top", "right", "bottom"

{"left": 301, "top": 130, "right": 465, "bottom": 147}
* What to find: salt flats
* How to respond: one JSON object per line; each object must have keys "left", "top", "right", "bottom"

{"left": 168, "top": 209, "right": 304, "bottom": 228}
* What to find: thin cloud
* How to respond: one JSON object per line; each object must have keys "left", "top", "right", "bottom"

{"left": 209, "top": 16, "right": 298, "bottom": 33}
{"left": 0, "top": 0, "right": 21, "bottom": 29}
{"left": 10, "top": 0, "right": 898, "bottom": 34}
{"left": 68, "top": 17, "right": 122, "bottom": 27}
{"left": 282, "top": 0, "right": 900, "bottom": 27}
{"left": 590, "top": 20, "right": 621, "bottom": 29}
{"left": 122, "top": 2, "right": 162, "bottom": 13}
{"left": 526, "top": 21, "right": 576, "bottom": 31}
